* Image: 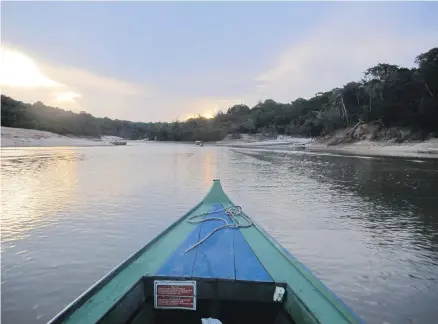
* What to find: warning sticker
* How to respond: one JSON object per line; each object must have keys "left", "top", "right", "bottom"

{"left": 156, "top": 296, "right": 195, "bottom": 308}
{"left": 156, "top": 285, "right": 195, "bottom": 296}
{"left": 154, "top": 280, "right": 196, "bottom": 310}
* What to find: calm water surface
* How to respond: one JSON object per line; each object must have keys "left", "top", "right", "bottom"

{"left": 2, "top": 143, "right": 438, "bottom": 324}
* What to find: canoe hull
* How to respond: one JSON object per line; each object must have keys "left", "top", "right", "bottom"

{"left": 49, "top": 180, "right": 363, "bottom": 324}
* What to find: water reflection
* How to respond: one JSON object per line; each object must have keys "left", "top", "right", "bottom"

{"left": 303, "top": 153, "right": 438, "bottom": 253}
{"left": 202, "top": 150, "right": 216, "bottom": 185}
{"left": 1, "top": 148, "right": 78, "bottom": 243}
{"left": 231, "top": 148, "right": 438, "bottom": 324}
{"left": 1, "top": 144, "right": 438, "bottom": 324}
{"left": 236, "top": 149, "right": 438, "bottom": 249}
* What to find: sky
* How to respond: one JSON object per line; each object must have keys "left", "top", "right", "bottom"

{"left": 1, "top": 2, "right": 437, "bottom": 122}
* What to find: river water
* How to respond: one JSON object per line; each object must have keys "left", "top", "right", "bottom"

{"left": 1, "top": 143, "right": 438, "bottom": 324}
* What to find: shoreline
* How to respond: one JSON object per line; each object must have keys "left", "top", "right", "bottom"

{"left": 1, "top": 127, "right": 123, "bottom": 148}
{"left": 2, "top": 127, "right": 438, "bottom": 159}
{"left": 306, "top": 140, "right": 438, "bottom": 159}
{"left": 214, "top": 137, "right": 438, "bottom": 159}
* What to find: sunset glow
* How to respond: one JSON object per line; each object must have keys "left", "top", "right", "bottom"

{"left": 184, "top": 112, "right": 214, "bottom": 120}
{"left": 1, "top": 45, "right": 84, "bottom": 108}
{"left": 0, "top": 46, "right": 61, "bottom": 88}
{"left": 53, "top": 91, "right": 81, "bottom": 103}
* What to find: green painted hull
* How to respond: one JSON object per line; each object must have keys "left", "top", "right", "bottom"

{"left": 49, "top": 180, "right": 363, "bottom": 324}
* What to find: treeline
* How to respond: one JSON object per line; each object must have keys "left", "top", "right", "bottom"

{"left": 0, "top": 95, "right": 227, "bottom": 141}
{"left": 2, "top": 47, "right": 437, "bottom": 141}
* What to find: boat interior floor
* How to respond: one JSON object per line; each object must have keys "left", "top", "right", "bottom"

{"left": 130, "top": 300, "right": 294, "bottom": 324}
{"left": 99, "top": 277, "right": 294, "bottom": 324}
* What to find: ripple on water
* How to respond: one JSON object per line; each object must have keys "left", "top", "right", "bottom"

{"left": 1, "top": 144, "right": 438, "bottom": 324}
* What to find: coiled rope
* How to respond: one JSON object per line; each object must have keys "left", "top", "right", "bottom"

{"left": 185, "top": 206, "right": 252, "bottom": 253}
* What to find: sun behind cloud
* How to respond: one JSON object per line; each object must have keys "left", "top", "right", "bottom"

{"left": 1, "top": 44, "right": 242, "bottom": 121}
{"left": 0, "top": 44, "right": 83, "bottom": 111}
{"left": 0, "top": 44, "right": 149, "bottom": 117}
{"left": 0, "top": 45, "right": 61, "bottom": 88}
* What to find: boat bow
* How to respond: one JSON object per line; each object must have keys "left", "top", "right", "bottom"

{"left": 49, "top": 180, "right": 362, "bottom": 324}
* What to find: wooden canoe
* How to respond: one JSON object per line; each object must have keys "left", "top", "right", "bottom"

{"left": 49, "top": 180, "right": 363, "bottom": 324}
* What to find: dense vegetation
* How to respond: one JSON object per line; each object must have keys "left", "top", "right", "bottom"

{"left": 2, "top": 47, "right": 437, "bottom": 141}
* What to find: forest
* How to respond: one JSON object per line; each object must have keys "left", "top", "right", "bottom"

{"left": 2, "top": 47, "right": 437, "bottom": 142}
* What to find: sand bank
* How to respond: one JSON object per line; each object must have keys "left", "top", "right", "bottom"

{"left": 306, "top": 139, "right": 438, "bottom": 159}
{"left": 1, "top": 127, "right": 123, "bottom": 147}
{"left": 216, "top": 135, "right": 438, "bottom": 159}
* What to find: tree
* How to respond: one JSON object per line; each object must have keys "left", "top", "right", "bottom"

{"left": 416, "top": 47, "right": 438, "bottom": 97}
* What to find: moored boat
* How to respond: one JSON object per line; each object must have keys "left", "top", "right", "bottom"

{"left": 49, "top": 180, "right": 363, "bottom": 324}
{"left": 295, "top": 143, "right": 306, "bottom": 150}
{"left": 111, "top": 140, "right": 127, "bottom": 145}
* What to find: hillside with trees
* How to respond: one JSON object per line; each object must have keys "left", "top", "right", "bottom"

{"left": 2, "top": 47, "right": 437, "bottom": 142}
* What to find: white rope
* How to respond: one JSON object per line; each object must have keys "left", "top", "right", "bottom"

{"left": 185, "top": 206, "right": 252, "bottom": 253}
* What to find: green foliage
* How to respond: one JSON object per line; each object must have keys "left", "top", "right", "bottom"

{"left": 2, "top": 47, "right": 438, "bottom": 141}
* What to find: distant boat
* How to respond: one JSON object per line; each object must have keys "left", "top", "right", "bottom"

{"left": 111, "top": 140, "right": 127, "bottom": 145}
{"left": 49, "top": 180, "right": 363, "bottom": 324}
{"left": 195, "top": 140, "right": 204, "bottom": 147}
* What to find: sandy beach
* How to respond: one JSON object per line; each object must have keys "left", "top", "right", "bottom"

{"left": 1, "top": 127, "right": 123, "bottom": 147}
{"left": 306, "top": 139, "right": 438, "bottom": 158}
{"left": 216, "top": 135, "right": 438, "bottom": 159}
{"left": 2, "top": 127, "right": 438, "bottom": 159}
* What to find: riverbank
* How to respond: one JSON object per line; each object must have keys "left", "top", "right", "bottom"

{"left": 1, "top": 127, "right": 123, "bottom": 147}
{"left": 215, "top": 134, "right": 311, "bottom": 146}
{"left": 3, "top": 126, "right": 438, "bottom": 159}
{"left": 307, "top": 123, "right": 438, "bottom": 158}
{"left": 307, "top": 139, "right": 438, "bottom": 159}
{"left": 216, "top": 135, "right": 438, "bottom": 159}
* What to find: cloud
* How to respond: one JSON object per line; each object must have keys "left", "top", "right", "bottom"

{"left": 40, "top": 63, "right": 144, "bottom": 97}
{"left": 0, "top": 46, "right": 61, "bottom": 88}
{"left": 1, "top": 44, "right": 152, "bottom": 116}
{"left": 0, "top": 43, "right": 241, "bottom": 121}
{"left": 185, "top": 97, "right": 244, "bottom": 117}
{"left": 139, "top": 96, "right": 243, "bottom": 122}
{"left": 53, "top": 91, "right": 81, "bottom": 103}
{"left": 2, "top": 4, "right": 436, "bottom": 123}
{"left": 251, "top": 5, "right": 438, "bottom": 104}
